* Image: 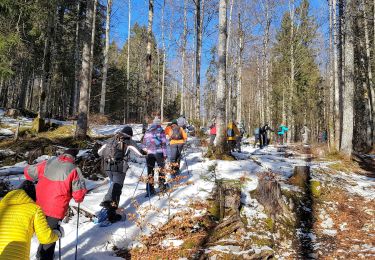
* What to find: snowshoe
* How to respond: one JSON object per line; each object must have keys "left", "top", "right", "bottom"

{"left": 99, "top": 220, "right": 112, "bottom": 227}
{"left": 93, "top": 208, "right": 108, "bottom": 224}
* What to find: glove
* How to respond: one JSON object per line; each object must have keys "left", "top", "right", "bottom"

{"left": 53, "top": 225, "right": 65, "bottom": 238}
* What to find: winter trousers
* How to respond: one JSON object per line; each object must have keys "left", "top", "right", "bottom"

{"left": 262, "top": 132, "right": 268, "bottom": 147}
{"left": 146, "top": 153, "right": 166, "bottom": 191}
{"left": 236, "top": 136, "right": 242, "bottom": 152}
{"left": 209, "top": 134, "right": 216, "bottom": 146}
{"left": 102, "top": 170, "right": 126, "bottom": 222}
{"left": 228, "top": 140, "right": 236, "bottom": 151}
{"left": 170, "top": 144, "right": 184, "bottom": 173}
{"left": 36, "top": 216, "right": 60, "bottom": 260}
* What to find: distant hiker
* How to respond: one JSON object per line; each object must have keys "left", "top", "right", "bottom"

{"left": 177, "top": 115, "right": 187, "bottom": 129}
{"left": 209, "top": 123, "right": 216, "bottom": 146}
{"left": 24, "top": 148, "right": 86, "bottom": 260}
{"left": 141, "top": 116, "right": 149, "bottom": 142}
{"left": 261, "top": 123, "right": 274, "bottom": 147}
{"left": 227, "top": 121, "right": 240, "bottom": 152}
{"left": 142, "top": 117, "right": 168, "bottom": 196}
{"left": 0, "top": 180, "right": 62, "bottom": 260}
{"left": 236, "top": 122, "right": 246, "bottom": 152}
{"left": 254, "top": 127, "right": 261, "bottom": 148}
{"left": 277, "top": 124, "right": 289, "bottom": 145}
{"left": 166, "top": 119, "right": 188, "bottom": 174}
{"left": 98, "top": 126, "right": 146, "bottom": 224}
{"left": 301, "top": 125, "right": 311, "bottom": 145}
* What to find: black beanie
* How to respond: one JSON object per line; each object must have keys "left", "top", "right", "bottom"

{"left": 19, "top": 180, "right": 36, "bottom": 202}
{"left": 121, "top": 126, "right": 133, "bottom": 137}
{"left": 64, "top": 148, "right": 79, "bottom": 157}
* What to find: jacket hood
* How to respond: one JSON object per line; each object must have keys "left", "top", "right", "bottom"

{"left": 1, "top": 190, "right": 34, "bottom": 206}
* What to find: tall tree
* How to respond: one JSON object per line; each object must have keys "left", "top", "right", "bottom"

{"left": 236, "top": 11, "right": 244, "bottom": 123}
{"left": 194, "top": 0, "right": 204, "bottom": 121}
{"left": 181, "top": 0, "right": 187, "bottom": 115}
{"left": 341, "top": 0, "right": 354, "bottom": 155}
{"left": 125, "top": 0, "right": 131, "bottom": 123}
{"left": 99, "top": 0, "right": 113, "bottom": 114}
{"left": 160, "top": 0, "right": 166, "bottom": 122}
{"left": 145, "top": 0, "right": 154, "bottom": 96}
{"left": 76, "top": 0, "right": 94, "bottom": 138}
{"left": 215, "top": 0, "right": 227, "bottom": 152}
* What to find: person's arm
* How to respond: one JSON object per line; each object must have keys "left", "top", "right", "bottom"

{"left": 34, "top": 207, "right": 59, "bottom": 244}
{"left": 160, "top": 131, "right": 167, "bottom": 158}
{"left": 97, "top": 144, "right": 107, "bottom": 157}
{"left": 70, "top": 168, "right": 87, "bottom": 203}
{"left": 127, "top": 140, "right": 147, "bottom": 156}
{"left": 24, "top": 160, "right": 47, "bottom": 182}
{"left": 181, "top": 128, "right": 188, "bottom": 141}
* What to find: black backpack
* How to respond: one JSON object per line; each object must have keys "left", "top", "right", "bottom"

{"left": 171, "top": 125, "right": 183, "bottom": 140}
{"left": 102, "top": 135, "right": 127, "bottom": 163}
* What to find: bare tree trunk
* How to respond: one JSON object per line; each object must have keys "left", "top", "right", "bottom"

{"left": 236, "top": 11, "right": 243, "bottom": 124}
{"left": 160, "top": 0, "right": 166, "bottom": 122}
{"left": 225, "top": 0, "right": 234, "bottom": 123}
{"left": 100, "top": 0, "right": 112, "bottom": 115}
{"left": 87, "top": 0, "right": 98, "bottom": 116}
{"left": 216, "top": 0, "right": 227, "bottom": 152}
{"left": 195, "top": 0, "right": 204, "bottom": 121}
{"left": 146, "top": 0, "right": 154, "bottom": 86}
{"left": 181, "top": 0, "right": 187, "bottom": 115}
{"left": 125, "top": 0, "right": 131, "bottom": 123}
{"left": 335, "top": 0, "right": 344, "bottom": 151}
{"left": 341, "top": 0, "right": 354, "bottom": 155}
{"left": 38, "top": 12, "right": 54, "bottom": 118}
{"left": 329, "top": 0, "right": 335, "bottom": 149}
{"left": 76, "top": 0, "right": 94, "bottom": 138}
{"left": 362, "top": 0, "right": 375, "bottom": 147}
{"left": 287, "top": 0, "right": 295, "bottom": 144}
{"left": 72, "top": 0, "right": 81, "bottom": 116}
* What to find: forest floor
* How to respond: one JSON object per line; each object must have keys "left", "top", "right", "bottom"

{"left": 0, "top": 112, "right": 374, "bottom": 259}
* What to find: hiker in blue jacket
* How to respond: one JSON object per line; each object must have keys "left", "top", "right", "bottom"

{"left": 277, "top": 123, "right": 288, "bottom": 145}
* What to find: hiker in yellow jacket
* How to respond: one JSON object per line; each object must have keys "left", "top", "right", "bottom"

{"left": 0, "top": 180, "right": 62, "bottom": 260}
{"left": 227, "top": 121, "right": 240, "bottom": 152}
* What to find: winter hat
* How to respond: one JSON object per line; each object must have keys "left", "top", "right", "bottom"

{"left": 153, "top": 117, "right": 161, "bottom": 125}
{"left": 171, "top": 119, "right": 178, "bottom": 125}
{"left": 18, "top": 180, "right": 36, "bottom": 202}
{"left": 121, "top": 126, "right": 133, "bottom": 137}
{"left": 64, "top": 148, "right": 79, "bottom": 158}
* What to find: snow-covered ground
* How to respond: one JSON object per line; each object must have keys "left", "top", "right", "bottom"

{"left": 0, "top": 121, "right": 374, "bottom": 259}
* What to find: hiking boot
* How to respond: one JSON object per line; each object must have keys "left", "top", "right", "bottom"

{"left": 159, "top": 183, "right": 169, "bottom": 193}
{"left": 99, "top": 201, "right": 111, "bottom": 209}
{"left": 145, "top": 184, "right": 156, "bottom": 197}
{"left": 109, "top": 213, "right": 123, "bottom": 223}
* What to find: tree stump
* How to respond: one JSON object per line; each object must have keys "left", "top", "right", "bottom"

{"left": 255, "top": 173, "right": 289, "bottom": 217}
{"left": 289, "top": 166, "right": 311, "bottom": 188}
{"left": 215, "top": 179, "right": 241, "bottom": 220}
{"left": 31, "top": 117, "right": 46, "bottom": 133}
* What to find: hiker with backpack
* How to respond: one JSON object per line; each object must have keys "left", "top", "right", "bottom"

{"left": 277, "top": 123, "right": 289, "bottom": 145}
{"left": 236, "top": 122, "right": 246, "bottom": 152}
{"left": 166, "top": 119, "right": 188, "bottom": 175}
{"left": 227, "top": 121, "right": 240, "bottom": 152}
{"left": 142, "top": 117, "right": 168, "bottom": 196}
{"left": 301, "top": 124, "right": 311, "bottom": 145}
{"left": 209, "top": 122, "right": 216, "bottom": 146}
{"left": 97, "top": 126, "right": 146, "bottom": 224}
{"left": 24, "top": 148, "right": 86, "bottom": 260}
{"left": 0, "top": 180, "right": 62, "bottom": 260}
{"left": 261, "top": 123, "right": 274, "bottom": 147}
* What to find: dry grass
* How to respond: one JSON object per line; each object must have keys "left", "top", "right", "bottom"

{"left": 88, "top": 113, "right": 110, "bottom": 126}
{"left": 120, "top": 207, "right": 215, "bottom": 260}
{"left": 314, "top": 186, "right": 375, "bottom": 259}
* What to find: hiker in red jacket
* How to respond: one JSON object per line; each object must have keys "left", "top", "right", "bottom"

{"left": 24, "top": 148, "right": 87, "bottom": 260}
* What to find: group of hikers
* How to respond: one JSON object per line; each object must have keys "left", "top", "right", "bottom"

{"left": 0, "top": 115, "right": 189, "bottom": 259}
{"left": 0, "top": 114, "right": 318, "bottom": 259}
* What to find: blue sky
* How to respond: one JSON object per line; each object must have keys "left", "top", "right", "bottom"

{"left": 108, "top": 0, "right": 329, "bottom": 85}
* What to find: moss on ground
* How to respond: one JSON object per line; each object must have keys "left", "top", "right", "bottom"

{"left": 310, "top": 180, "right": 321, "bottom": 197}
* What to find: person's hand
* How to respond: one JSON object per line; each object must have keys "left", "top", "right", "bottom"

{"left": 54, "top": 225, "right": 65, "bottom": 238}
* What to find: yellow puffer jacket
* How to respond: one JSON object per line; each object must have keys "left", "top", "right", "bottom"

{"left": 0, "top": 189, "right": 59, "bottom": 260}
{"left": 227, "top": 122, "right": 240, "bottom": 141}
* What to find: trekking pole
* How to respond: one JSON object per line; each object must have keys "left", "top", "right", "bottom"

{"left": 132, "top": 163, "right": 147, "bottom": 199}
{"left": 59, "top": 239, "right": 61, "bottom": 260}
{"left": 74, "top": 203, "right": 80, "bottom": 260}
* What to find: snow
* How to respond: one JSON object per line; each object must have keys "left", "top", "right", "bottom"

{"left": 0, "top": 128, "right": 14, "bottom": 136}
{"left": 0, "top": 129, "right": 373, "bottom": 259}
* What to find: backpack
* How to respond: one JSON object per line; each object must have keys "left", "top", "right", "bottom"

{"left": 171, "top": 125, "right": 183, "bottom": 140}
{"left": 278, "top": 126, "right": 283, "bottom": 133}
{"left": 102, "top": 135, "right": 127, "bottom": 163}
{"left": 227, "top": 128, "right": 235, "bottom": 137}
{"left": 254, "top": 128, "right": 260, "bottom": 135}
